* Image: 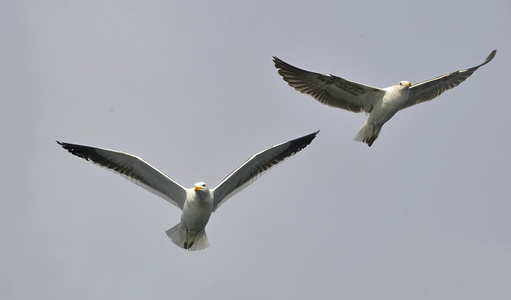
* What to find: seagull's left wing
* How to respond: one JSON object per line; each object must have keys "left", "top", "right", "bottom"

{"left": 402, "top": 50, "right": 496, "bottom": 110}
{"left": 273, "top": 57, "right": 384, "bottom": 113}
{"left": 211, "top": 131, "right": 319, "bottom": 211}
{"left": 57, "top": 142, "right": 187, "bottom": 209}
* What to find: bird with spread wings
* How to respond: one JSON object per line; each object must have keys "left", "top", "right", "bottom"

{"left": 57, "top": 131, "right": 318, "bottom": 251}
{"left": 274, "top": 50, "right": 496, "bottom": 146}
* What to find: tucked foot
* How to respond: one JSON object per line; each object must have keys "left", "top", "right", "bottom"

{"left": 184, "top": 228, "right": 189, "bottom": 249}
{"left": 366, "top": 135, "right": 377, "bottom": 147}
{"left": 187, "top": 241, "right": 194, "bottom": 249}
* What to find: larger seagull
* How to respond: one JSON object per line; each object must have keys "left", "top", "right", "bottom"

{"left": 273, "top": 50, "right": 496, "bottom": 146}
{"left": 57, "top": 131, "right": 318, "bottom": 251}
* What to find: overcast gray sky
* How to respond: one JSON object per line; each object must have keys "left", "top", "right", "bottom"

{"left": 2, "top": 0, "right": 510, "bottom": 299}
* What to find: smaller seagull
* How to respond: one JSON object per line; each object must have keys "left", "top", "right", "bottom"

{"left": 57, "top": 131, "right": 318, "bottom": 251}
{"left": 274, "top": 50, "right": 496, "bottom": 146}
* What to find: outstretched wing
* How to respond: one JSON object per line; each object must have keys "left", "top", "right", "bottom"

{"left": 57, "top": 141, "right": 187, "bottom": 210}
{"left": 402, "top": 50, "right": 496, "bottom": 110}
{"left": 211, "top": 131, "right": 319, "bottom": 211}
{"left": 273, "top": 56, "right": 385, "bottom": 113}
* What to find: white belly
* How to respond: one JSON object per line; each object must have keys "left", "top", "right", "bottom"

{"left": 181, "top": 198, "right": 213, "bottom": 233}
{"left": 368, "top": 89, "right": 409, "bottom": 126}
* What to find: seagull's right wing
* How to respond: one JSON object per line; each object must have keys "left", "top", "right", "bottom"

{"left": 211, "top": 131, "right": 319, "bottom": 211}
{"left": 57, "top": 141, "right": 187, "bottom": 210}
{"left": 273, "top": 56, "right": 385, "bottom": 113}
{"left": 402, "top": 50, "right": 496, "bottom": 110}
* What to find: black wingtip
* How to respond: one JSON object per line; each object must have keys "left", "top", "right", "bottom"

{"left": 467, "top": 49, "right": 497, "bottom": 70}
{"left": 56, "top": 140, "right": 72, "bottom": 151}
{"left": 273, "top": 56, "right": 283, "bottom": 67}
{"left": 485, "top": 49, "right": 497, "bottom": 64}
{"left": 309, "top": 130, "right": 320, "bottom": 140}
{"left": 302, "top": 130, "right": 320, "bottom": 140}
{"left": 56, "top": 141, "right": 99, "bottom": 161}
{"left": 290, "top": 130, "right": 320, "bottom": 151}
{"left": 272, "top": 56, "right": 294, "bottom": 70}
{"left": 56, "top": 140, "right": 69, "bottom": 149}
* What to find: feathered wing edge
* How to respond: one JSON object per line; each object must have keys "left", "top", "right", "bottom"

{"left": 211, "top": 131, "right": 319, "bottom": 211}
{"left": 402, "top": 49, "right": 496, "bottom": 109}
{"left": 273, "top": 56, "right": 384, "bottom": 113}
{"left": 57, "top": 141, "right": 187, "bottom": 209}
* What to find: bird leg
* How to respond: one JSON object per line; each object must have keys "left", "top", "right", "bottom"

{"left": 184, "top": 228, "right": 189, "bottom": 249}
{"left": 366, "top": 125, "right": 379, "bottom": 147}
{"left": 183, "top": 228, "right": 196, "bottom": 250}
{"left": 367, "top": 136, "right": 376, "bottom": 147}
{"left": 187, "top": 237, "right": 195, "bottom": 249}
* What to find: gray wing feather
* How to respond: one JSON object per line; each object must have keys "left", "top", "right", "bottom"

{"left": 402, "top": 50, "right": 496, "bottom": 110}
{"left": 57, "top": 141, "right": 187, "bottom": 210}
{"left": 273, "top": 56, "right": 385, "bottom": 113}
{"left": 211, "top": 131, "right": 319, "bottom": 211}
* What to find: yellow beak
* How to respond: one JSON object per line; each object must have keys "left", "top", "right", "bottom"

{"left": 194, "top": 186, "right": 203, "bottom": 192}
{"left": 405, "top": 82, "right": 411, "bottom": 87}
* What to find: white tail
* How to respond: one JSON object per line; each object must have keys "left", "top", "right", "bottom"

{"left": 165, "top": 223, "right": 210, "bottom": 251}
{"left": 354, "top": 123, "right": 380, "bottom": 147}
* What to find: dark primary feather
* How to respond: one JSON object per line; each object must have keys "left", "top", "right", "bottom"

{"left": 57, "top": 141, "right": 187, "bottom": 209}
{"left": 402, "top": 50, "right": 496, "bottom": 110}
{"left": 212, "top": 131, "right": 319, "bottom": 211}
{"left": 273, "top": 56, "right": 383, "bottom": 113}
{"left": 58, "top": 142, "right": 130, "bottom": 173}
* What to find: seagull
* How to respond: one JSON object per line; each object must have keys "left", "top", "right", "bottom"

{"left": 57, "top": 131, "right": 318, "bottom": 251}
{"left": 273, "top": 50, "right": 496, "bottom": 146}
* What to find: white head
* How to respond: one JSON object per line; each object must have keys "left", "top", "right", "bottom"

{"left": 193, "top": 182, "right": 209, "bottom": 193}
{"left": 397, "top": 81, "right": 411, "bottom": 88}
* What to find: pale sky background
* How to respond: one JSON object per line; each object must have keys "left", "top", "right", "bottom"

{"left": 2, "top": 1, "right": 510, "bottom": 299}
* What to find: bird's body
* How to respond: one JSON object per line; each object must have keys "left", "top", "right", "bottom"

{"left": 57, "top": 131, "right": 318, "bottom": 251}
{"left": 181, "top": 185, "right": 213, "bottom": 235}
{"left": 274, "top": 50, "right": 496, "bottom": 146}
{"left": 169, "top": 183, "right": 214, "bottom": 250}
{"left": 356, "top": 81, "right": 410, "bottom": 145}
